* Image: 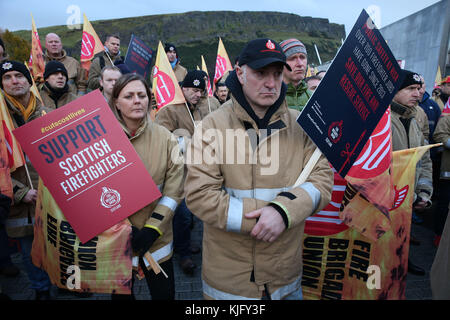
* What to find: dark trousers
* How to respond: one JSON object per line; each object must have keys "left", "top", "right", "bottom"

{"left": 434, "top": 179, "right": 450, "bottom": 236}
{"left": 173, "top": 199, "right": 192, "bottom": 260}
{"left": 111, "top": 257, "right": 175, "bottom": 300}
{"left": 0, "top": 225, "right": 13, "bottom": 267}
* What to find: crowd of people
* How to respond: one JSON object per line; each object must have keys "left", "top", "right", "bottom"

{"left": 0, "top": 29, "right": 449, "bottom": 300}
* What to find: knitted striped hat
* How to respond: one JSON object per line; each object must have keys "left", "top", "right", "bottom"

{"left": 279, "top": 39, "right": 307, "bottom": 58}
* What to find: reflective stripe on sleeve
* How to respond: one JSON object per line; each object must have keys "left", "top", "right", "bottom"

{"left": 299, "top": 182, "right": 321, "bottom": 211}
{"left": 132, "top": 241, "right": 173, "bottom": 267}
{"left": 158, "top": 196, "right": 178, "bottom": 212}
{"left": 226, "top": 196, "right": 243, "bottom": 233}
{"left": 202, "top": 280, "right": 259, "bottom": 300}
{"left": 5, "top": 217, "right": 35, "bottom": 228}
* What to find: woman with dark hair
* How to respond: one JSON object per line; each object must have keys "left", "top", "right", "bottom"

{"left": 109, "top": 73, "right": 184, "bottom": 299}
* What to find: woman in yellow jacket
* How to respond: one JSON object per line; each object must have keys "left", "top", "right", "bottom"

{"left": 109, "top": 73, "right": 184, "bottom": 299}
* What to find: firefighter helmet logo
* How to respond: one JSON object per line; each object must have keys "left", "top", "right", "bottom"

{"left": 100, "top": 187, "right": 121, "bottom": 209}
{"left": 266, "top": 40, "right": 275, "bottom": 50}
{"left": 328, "top": 120, "right": 343, "bottom": 144}
{"left": 1, "top": 62, "right": 12, "bottom": 70}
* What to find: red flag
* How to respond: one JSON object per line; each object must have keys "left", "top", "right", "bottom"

{"left": 340, "top": 108, "right": 394, "bottom": 239}
{"left": 0, "top": 101, "right": 13, "bottom": 198}
{"left": 304, "top": 166, "right": 349, "bottom": 236}
{"left": 30, "top": 14, "right": 45, "bottom": 83}
{"left": 24, "top": 62, "right": 43, "bottom": 105}
{"left": 80, "top": 14, "right": 104, "bottom": 76}
{"left": 302, "top": 145, "right": 435, "bottom": 300}
{"left": 213, "top": 38, "right": 232, "bottom": 84}
{"left": 201, "top": 56, "right": 213, "bottom": 97}
{"left": 0, "top": 90, "right": 25, "bottom": 172}
{"left": 443, "top": 97, "right": 450, "bottom": 114}
{"left": 152, "top": 42, "right": 185, "bottom": 109}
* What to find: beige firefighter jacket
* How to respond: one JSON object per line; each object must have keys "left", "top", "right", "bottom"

{"left": 3, "top": 94, "right": 50, "bottom": 238}
{"left": 117, "top": 114, "right": 184, "bottom": 264}
{"left": 87, "top": 51, "right": 122, "bottom": 92}
{"left": 39, "top": 83, "right": 78, "bottom": 109}
{"left": 154, "top": 96, "right": 220, "bottom": 153}
{"left": 184, "top": 96, "right": 333, "bottom": 299}
{"left": 433, "top": 114, "right": 450, "bottom": 179}
{"left": 391, "top": 101, "right": 433, "bottom": 202}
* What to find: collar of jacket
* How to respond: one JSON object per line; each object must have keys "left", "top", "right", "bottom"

{"left": 420, "top": 91, "right": 430, "bottom": 103}
{"left": 225, "top": 70, "right": 287, "bottom": 130}
{"left": 171, "top": 58, "right": 178, "bottom": 69}
{"left": 3, "top": 91, "right": 42, "bottom": 126}
{"left": 391, "top": 100, "right": 417, "bottom": 119}
{"left": 285, "top": 79, "right": 308, "bottom": 96}
{"left": 44, "top": 49, "right": 67, "bottom": 61}
{"left": 117, "top": 113, "right": 149, "bottom": 140}
{"left": 105, "top": 47, "right": 121, "bottom": 59}
{"left": 44, "top": 81, "right": 69, "bottom": 101}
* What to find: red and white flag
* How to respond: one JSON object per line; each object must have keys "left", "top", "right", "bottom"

{"left": 0, "top": 91, "right": 25, "bottom": 173}
{"left": 201, "top": 56, "right": 213, "bottom": 97}
{"left": 30, "top": 14, "right": 45, "bottom": 83}
{"left": 443, "top": 97, "right": 450, "bottom": 114}
{"left": 80, "top": 14, "right": 104, "bottom": 73}
{"left": 213, "top": 38, "right": 232, "bottom": 84}
{"left": 152, "top": 42, "right": 185, "bottom": 109}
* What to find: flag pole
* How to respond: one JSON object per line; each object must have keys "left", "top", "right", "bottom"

{"left": 207, "top": 96, "right": 212, "bottom": 113}
{"left": 144, "top": 252, "right": 168, "bottom": 278}
{"left": 105, "top": 51, "right": 115, "bottom": 66}
{"left": 293, "top": 148, "right": 322, "bottom": 188}
{"left": 23, "top": 159, "right": 34, "bottom": 190}
{"left": 184, "top": 102, "right": 197, "bottom": 128}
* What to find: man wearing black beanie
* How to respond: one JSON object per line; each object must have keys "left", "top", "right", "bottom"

{"left": 39, "top": 60, "right": 77, "bottom": 109}
{"left": 391, "top": 69, "right": 433, "bottom": 276}
{"left": 164, "top": 43, "right": 187, "bottom": 82}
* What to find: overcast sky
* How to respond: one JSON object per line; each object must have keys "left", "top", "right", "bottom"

{"left": 0, "top": 0, "right": 441, "bottom": 36}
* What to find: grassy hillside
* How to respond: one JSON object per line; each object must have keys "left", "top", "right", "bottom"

{"left": 13, "top": 11, "right": 345, "bottom": 78}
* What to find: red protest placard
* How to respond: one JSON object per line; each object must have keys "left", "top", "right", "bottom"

{"left": 13, "top": 90, "right": 161, "bottom": 243}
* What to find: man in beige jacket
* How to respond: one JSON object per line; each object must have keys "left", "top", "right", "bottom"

{"left": 164, "top": 43, "right": 187, "bottom": 83}
{"left": 184, "top": 38, "right": 333, "bottom": 300}
{"left": 87, "top": 34, "right": 124, "bottom": 91}
{"left": 44, "top": 33, "right": 86, "bottom": 96}
{"left": 39, "top": 61, "right": 77, "bottom": 109}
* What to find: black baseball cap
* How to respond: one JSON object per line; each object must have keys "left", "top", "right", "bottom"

{"left": 238, "top": 38, "right": 291, "bottom": 71}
